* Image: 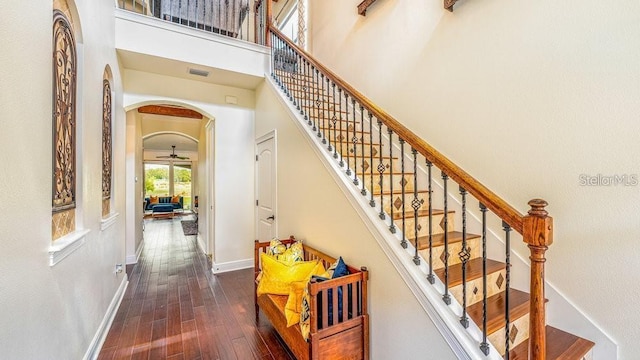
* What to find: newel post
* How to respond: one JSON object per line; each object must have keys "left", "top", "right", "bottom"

{"left": 523, "top": 199, "right": 553, "bottom": 360}
{"left": 265, "top": 0, "right": 273, "bottom": 47}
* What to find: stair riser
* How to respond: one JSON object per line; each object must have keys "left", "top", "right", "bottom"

{"left": 490, "top": 313, "right": 529, "bottom": 356}
{"left": 362, "top": 174, "right": 416, "bottom": 193}
{"left": 449, "top": 268, "right": 507, "bottom": 307}
{"left": 376, "top": 192, "right": 428, "bottom": 216}
{"left": 393, "top": 212, "right": 456, "bottom": 239}
{"left": 342, "top": 143, "right": 383, "bottom": 157}
{"left": 419, "top": 236, "right": 481, "bottom": 270}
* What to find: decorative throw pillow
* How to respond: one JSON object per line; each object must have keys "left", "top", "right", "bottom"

{"left": 256, "top": 253, "right": 320, "bottom": 296}
{"left": 267, "top": 238, "right": 287, "bottom": 256}
{"left": 267, "top": 239, "right": 304, "bottom": 264}
{"left": 149, "top": 196, "right": 159, "bottom": 204}
{"left": 284, "top": 261, "right": 324, "bottom": 327}
{"left": 314, "top": 257, "right": 351, "bottom": 327}
{"left": 171, "top": 195, "right": 180, "bottom": 203}
{"left": 300, "top": 285, "right": 312, "bottom": 340}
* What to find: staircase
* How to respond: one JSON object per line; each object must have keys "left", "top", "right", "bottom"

{"left": 267, "top": 26, "right": 596, "bottom": 360}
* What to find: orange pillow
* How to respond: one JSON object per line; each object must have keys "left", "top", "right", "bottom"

{"left": 149, "top": 196, "right": 159, "bottom": 204}
{"left": 171, "top": 195, "right": 180, "bottom": 203}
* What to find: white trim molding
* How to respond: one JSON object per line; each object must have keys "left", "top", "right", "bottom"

{"left": 49, "top": 229, "right": 91, "bottom": 267}
{"left": 100, "top": 212, "right": 120, "bottom": 231}
{"left": 126, "top": 240, "right": 144, "bottom": 264}
{"left": 83, "top": 275, "right": 129, "bottom": 360}
{"left": 212, "top": 258, "right": 253, "bottom": 274}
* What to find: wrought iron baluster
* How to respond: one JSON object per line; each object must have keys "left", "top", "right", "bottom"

{"left": 426, "top": 161, "right": 435, "bottom": 283}
{"left": 345, "top": 92, "right": 351, "bottom": 175}
{"left": 411, "top": 149, "right": 420, "bottom": 264}
{"left": 338, "top": 88, "right": 344, "bottom": 167}
{"left": 369, "top": 113, "right": 375, "bottom": 207}
{"left": 352, "top": 99, "right": 359, "bottom": 185}
{"left": 479, "top": 203, "right": 490, "bottom": 355}
{"left": 332, "top": 84, "right": 338, "bottom": 159}
{"left": 459, "top": 186, "right": 470, "bottom": 328}
{"left": 400, "top": 139, "right": 407, "bottom": 248}
{"left": 360, "top": 105, "right": 366, "bottom": 195}
{"left": 299, "top": 57, "right": 306, "bottom": 116}
{"left": 313, "top": 68, "right": 320, "bottom": 129}
{"left": 442, "top": 172, "right": 451, "bottom": 305}
{"left": 377, "top": 120, "right": 385, "bottom": 220}
{"left": 388, "top": 129, "right": 395, "bottom": 233}
{"left": 317, "top": 71, "right": 326, "bottom": 142}
{"left": 302, "top": 60, "right": 309, "bottom": 122}
{"left": 503, "top": 220, "right": 512, "bottom": 359}
{"left": 292, "top": 53, "right": 300, "bottom": 109}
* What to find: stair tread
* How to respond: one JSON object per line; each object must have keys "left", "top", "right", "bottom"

{"left": 467, "top": 288, "right": 530, "bottom": 336}
{"left": 434, "top": 258, "right": 505, "bottom": 287}
{"left": 415, "top": 230, "right": 480, "bottom": 249}
{"left": 508, "top": 325, "right": 595, "bottom": 360}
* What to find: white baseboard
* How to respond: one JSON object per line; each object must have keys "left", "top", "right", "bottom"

{"left": 83, "top": 275, "right": 129, "bottom": 360}
{"left": 126, "top": 240, "right": 144, "bottom": 264}
{"left": 196, "top": 233, "right": 207, "bottom": 255}
{"left": 212, "top": 258, "right": 253, "bottom": 274}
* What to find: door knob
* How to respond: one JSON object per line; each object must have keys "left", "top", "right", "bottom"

{"left": 267, "top": 215, "right": 275, "bottom": 221}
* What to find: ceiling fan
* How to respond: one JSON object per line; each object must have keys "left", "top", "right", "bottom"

{"left": 157, "top": 145, "right": 190, "bottom": 160}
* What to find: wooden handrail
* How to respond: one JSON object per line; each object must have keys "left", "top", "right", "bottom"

{"left": 269, "top": 25, "right": 525, "bottom": 234}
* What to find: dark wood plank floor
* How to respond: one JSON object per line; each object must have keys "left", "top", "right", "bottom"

{"left": 99, "top": 216, "right": 295, "bottom": 360}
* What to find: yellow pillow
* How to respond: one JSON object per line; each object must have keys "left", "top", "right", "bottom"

{"left": 284, "top": 262, "right": 325, "bottom": 327}
{"left": 171, "top": 195, "right": 180, "bottom": 203}
{"left": 300, "top": 285, "right": 312, "bottom": 340}
{"left": 149, "top": 196, "right": 159, "bottom": 204}
{"left": 267, "top": 239, "right": 304, "bottom": 264}
{"left": 257, "top": 253, "right": 320, "bottom": 296}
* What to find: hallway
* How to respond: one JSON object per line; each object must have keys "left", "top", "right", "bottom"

{"left": 98, "top": 216, "right": 295, "bottom": 360}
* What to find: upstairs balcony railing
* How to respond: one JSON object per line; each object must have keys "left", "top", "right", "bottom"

{"left": 117, "top": 0, "right": 267, "bottom": 45}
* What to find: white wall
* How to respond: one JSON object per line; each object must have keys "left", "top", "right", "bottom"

{"left": 0, "top": 0, "right": 127, "bottom": 358}
{"left": 308, "top": 0, "right": 639, "bottom": 357}
{"left": 122, "top": 72, "right": 255, "bottom": 271}
{"left": 255, "top": 81, "right": 457, "bottom": 360}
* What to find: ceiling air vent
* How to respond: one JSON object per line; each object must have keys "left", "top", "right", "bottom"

{"left": 188, "top": 68, "right": 210, "bottom": 77}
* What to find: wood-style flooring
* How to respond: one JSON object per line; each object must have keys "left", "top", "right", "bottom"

{"left": 98, "top": 216, "right": 295, "bottom": 360}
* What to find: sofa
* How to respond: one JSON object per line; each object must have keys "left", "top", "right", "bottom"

{"left": 144, "top": 196, "right": 184, "bottom": 212}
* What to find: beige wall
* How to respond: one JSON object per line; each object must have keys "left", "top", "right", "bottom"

{"left": 255, "top": 81, "right": 457, "bottom": 359}
{"left": 308, "top": 0, "right": 638, "bottom": 357}
{"left": 0, "top": 0, "right": 128, "bottom": 358}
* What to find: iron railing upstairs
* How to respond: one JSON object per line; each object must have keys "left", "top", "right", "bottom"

{"left": 117, "top": 0, "right": 267, "bottom": 45}
{"left": 269, "top": 25, "right": 553, "bottom": 359}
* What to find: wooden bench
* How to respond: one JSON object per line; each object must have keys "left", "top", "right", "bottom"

{"left": 254, "top": 237, "right": 370, "bottom": 360}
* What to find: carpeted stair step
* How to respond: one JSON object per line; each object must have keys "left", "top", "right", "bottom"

{"left": 508, "top": 325, "right": 595, "bottom": 360}
{"left": 435, "top": 258, "right": 508, "bottom": 308}
{"left": 416, "top": 230, "right": 481, "bottom": 270}
{"left": 467, "top": 288, "right": 533, "bottom": 356}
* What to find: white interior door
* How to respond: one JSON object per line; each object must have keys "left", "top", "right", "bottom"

{"left": 255, "top": 131, "right": 277, "bottom": 241}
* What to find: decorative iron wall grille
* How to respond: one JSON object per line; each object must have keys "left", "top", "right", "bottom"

{"left": 52, "top": 10, "right": 77, "bottom": 212}
{"left": 102, "top": 79, "right": 112, "bottom": 200}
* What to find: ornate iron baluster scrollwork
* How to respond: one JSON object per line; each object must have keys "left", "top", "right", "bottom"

{"left": 388, "top": 129, "right": 395, "bottom": 233}
{"left": 360, "top": 105, "right": 366, "bottom": 194}
{"left": 400, "top": 139, "right": 407, "bottom": 249}
{"left": 352, "top": 99, "right": 359, "bottom": 185}
{"left": 442, "top": 172, "right": 451, "bottom": 305}
{"left": 479, "top": 202, "right": 490, "bottom": 355}
{"left": 368, "top": 113, "right": 375, "bottom": 207}
{"left": 377, "top": 120, "right": 386, "bottom": 220}
{"left": 459, "top": 186, "right": 470, "bottom": 328}
{"left": 332, "top": 83, "right": 338, "bottom": 158}
{"left": 338, "top": 88, "right": 344, "bottom": 167}
{"left": 503, "top": 220, "right": 512, "bottom": 359}
{"left": 426, "top": 161, "right": 435, "bottom": 283}
{"left": 345, "top": 92, "right": 351, "bottom": 175}
{"left": 411, "top": 149, "right": 421, "bottom": 265}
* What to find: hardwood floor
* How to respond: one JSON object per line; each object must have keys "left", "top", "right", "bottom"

{"left": 99, "top": 216, "right": 295, "bottom": 360}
